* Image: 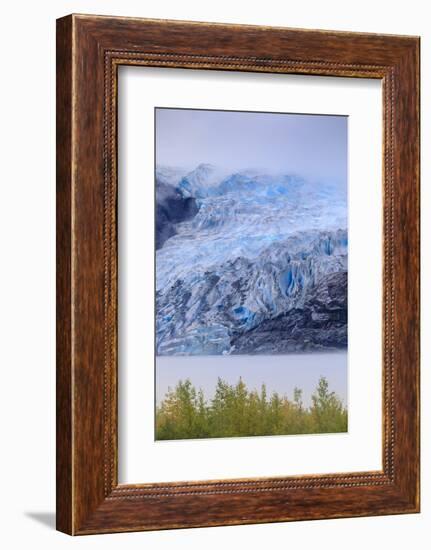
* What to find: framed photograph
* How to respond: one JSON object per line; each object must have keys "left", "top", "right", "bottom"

{"left": 56, "top": 14, "right": 420, "bottom": 535}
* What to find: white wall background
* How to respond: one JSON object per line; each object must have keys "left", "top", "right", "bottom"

{"left": 0, "top": 0, "right": 427, "bottom": 548}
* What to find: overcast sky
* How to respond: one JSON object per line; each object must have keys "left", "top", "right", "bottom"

{"left": 155, "top": 107, "right": 347, "bottom": 187}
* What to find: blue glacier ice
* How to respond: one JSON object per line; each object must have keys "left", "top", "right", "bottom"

{"left": 155, "top": 164, "right": 348, "bottom": 355}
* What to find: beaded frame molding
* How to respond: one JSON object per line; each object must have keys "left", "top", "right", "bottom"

{"left": 56, "top": 14, "right": 420, "bottom": 535}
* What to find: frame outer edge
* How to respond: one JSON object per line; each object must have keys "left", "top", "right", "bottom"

{"left": 392, "top": 38, "right": 420, "bottom": 510}
{"left": 56, "top": 14, "right": 74, "bottom": 535}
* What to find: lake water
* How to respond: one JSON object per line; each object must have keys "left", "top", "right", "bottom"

{"left": 156, "top": 351, "right": 347, "bottom": 408}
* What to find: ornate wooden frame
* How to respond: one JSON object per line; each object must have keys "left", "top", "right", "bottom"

{"left": 56, "top": 14, "right": 420, "bottom": 535}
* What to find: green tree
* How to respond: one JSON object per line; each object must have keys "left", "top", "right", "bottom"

{"left": 156, "top": 379, "right": 199, "bottom": 439}
{"left": 310, "top": 376, "right": 347, "bottom": 433}
{"left": 268, "top": 392, "right": 284, "bottom": 434}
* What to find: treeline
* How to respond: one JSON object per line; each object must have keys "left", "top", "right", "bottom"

{"left": 156, "top": 376, "right": 347, "bottom": 440}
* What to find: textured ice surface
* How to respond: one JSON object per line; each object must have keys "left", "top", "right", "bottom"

{"left": 155, "top": 164, "right": 347, "bottom": 355}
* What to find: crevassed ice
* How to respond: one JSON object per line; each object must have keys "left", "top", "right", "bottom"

{"left": 155, "top": 164, "right": 347, "bottom": 356}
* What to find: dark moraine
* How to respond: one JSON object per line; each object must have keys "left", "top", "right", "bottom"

{"left": 155, "top": 179, "right": 199, "bottom": 249}
{"left": 231, "top": 271, "right": 348, "bottom": 354}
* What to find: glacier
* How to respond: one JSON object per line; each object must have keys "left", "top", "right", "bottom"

{"left": 155, "top": 163, "right": 348, "bottom": 356}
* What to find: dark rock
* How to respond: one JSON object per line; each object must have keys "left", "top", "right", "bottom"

{"left": 155, "top": 179, "right": 199, "bottom": 249}
{"left": 231, "top": 271, "right": 347, "bottom": 354}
